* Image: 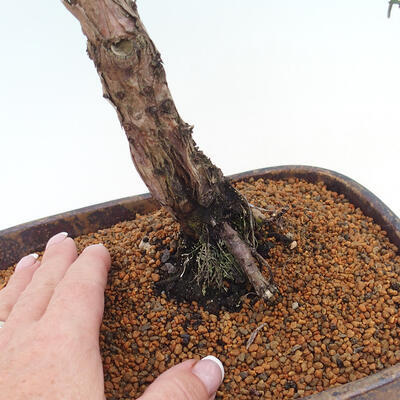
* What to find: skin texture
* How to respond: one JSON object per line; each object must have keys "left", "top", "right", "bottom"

{"left": 0, "top": 233, "right": 222, "bottom": 400}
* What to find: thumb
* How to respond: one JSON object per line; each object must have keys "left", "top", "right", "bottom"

{"left": 140, "top": 356, "right": 224, "bottom": 400}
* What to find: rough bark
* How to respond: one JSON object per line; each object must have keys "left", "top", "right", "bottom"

{"left": 63, "top": 0, "right": 278, "bottom": 302}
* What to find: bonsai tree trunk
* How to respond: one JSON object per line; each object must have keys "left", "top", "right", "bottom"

{"left": 63, "top": 0, "right": 278, "bottom": 302}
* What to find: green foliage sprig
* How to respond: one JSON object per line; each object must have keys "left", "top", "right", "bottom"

{"left": 388, "top": 0, "right": 400, "bottom": 18}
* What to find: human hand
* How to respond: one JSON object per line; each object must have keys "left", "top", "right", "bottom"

{"left": 0, "top": 232, "right": 224, "bottom": 400}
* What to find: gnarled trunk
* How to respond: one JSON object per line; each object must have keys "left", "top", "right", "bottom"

{"left": 63, "top": 0, "right": 278, "bottom": 302}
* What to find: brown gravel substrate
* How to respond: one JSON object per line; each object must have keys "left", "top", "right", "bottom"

{"left": 2, "top": 178, "right": 400, "bottom": 400}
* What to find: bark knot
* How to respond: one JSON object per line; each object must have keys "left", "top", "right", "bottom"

{"left": 111, "top": 39, "right": 135, "bottom": 57}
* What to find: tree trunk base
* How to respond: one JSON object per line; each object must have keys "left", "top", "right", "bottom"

{"left": 64, "top": 0, "right": 282, "bottom": 305}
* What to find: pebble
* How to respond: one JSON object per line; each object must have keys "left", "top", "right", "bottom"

{"left": 270, "top": 359, "right": 280, "bottom": 369}
{"left": 239, "top": 327, "right": 248, "bottom": 335}
{"left": 162, "top": 263, "right": 176, "bottom": 274}
{"left": 139, "top": 238, "right": 151, "bottom": 251}
{"left": 174, "top": 343, "right": 183, "bottom": 355}
{"left": 160, "top": 250, "right": 170, "bottom": 263}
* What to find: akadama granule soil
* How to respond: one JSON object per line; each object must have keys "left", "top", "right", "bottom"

{"left": 1, "top": 178, "right": 400, "bottom": 400}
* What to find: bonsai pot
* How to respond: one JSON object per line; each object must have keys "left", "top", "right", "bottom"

{"left": 1, "top": 165, "right": 399, "bottom": 400}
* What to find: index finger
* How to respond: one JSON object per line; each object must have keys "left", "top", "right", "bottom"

{"left": 44, "top": 243, "right": 111, "bottom": 337}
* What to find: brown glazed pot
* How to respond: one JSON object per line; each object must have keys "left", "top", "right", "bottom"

{"left": 1, "top": 165, "right": 399, "bottom": 399}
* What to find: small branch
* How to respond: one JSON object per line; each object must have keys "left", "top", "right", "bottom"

{"left": 246, "top": 323, "right": 268, "bottom": 350}
{"left": 219, "top": 222, "right": 279, "bottom": 303}
{"left": 388, "top": 0, "right": 400, "bottom": 18}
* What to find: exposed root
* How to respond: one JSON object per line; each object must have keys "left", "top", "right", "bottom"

{"left": 218, "top": 222, "right": 279, "bottom": 303}
{"left": 251, "top": 203, "right": 297, "bottom": 252}
{"left": 251, "top": 205, "right": 289, "bottom": 226}
{"left": 251, "top": 249, "right": 276, "bottom": 285}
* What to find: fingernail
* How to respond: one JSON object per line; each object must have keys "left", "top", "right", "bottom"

{"left": 192, "top": 356, "right": 224, "bottom": 396}
{"left": 15, "top": 253, "right": 39, "bottom": 271}
{"left": 46, "top": 232, "right": 68, "bottom": 249}
{"left": 83, "top": 243, "right": 106, "bottom": 252}
{"left": 87, "top": 243, "right": 105, "bottom": 248}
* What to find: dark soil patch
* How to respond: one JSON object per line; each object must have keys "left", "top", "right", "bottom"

{"left": 154, "top": 255, "right": 249, "bottom": 314}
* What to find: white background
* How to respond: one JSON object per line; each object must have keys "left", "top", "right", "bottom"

{"left": 1, "top": 1, "right": 400, "bottom": 231}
